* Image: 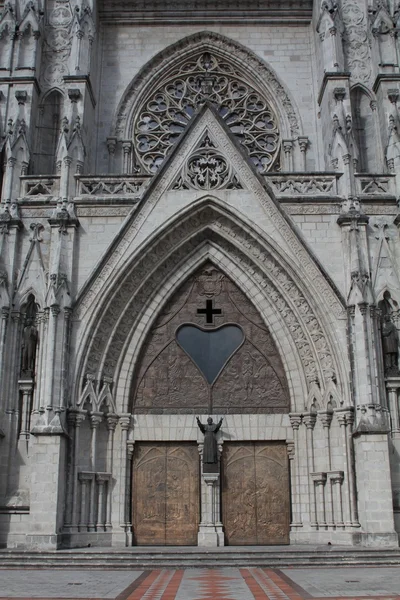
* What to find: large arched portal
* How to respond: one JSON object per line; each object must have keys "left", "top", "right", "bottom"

{"left": 130, "top": 263, "right": 291, "bottom": 545}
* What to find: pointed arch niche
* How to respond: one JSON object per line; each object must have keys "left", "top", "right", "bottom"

{"left": 111, "top": 32, "right": 302, "bottom": 176}
{"left": 33, "top": 89, "right": 64, "bottom": 174}
{"left": 350, "top": 86, "right": 382, "bottom": 173}
{"left": 131, "top": 263, "right": 290, "bottom": 415}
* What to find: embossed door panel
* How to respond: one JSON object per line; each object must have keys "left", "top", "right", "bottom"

{"left": 132, "top": 443, "right": 199, "bottom": 545}
{"left": 222, "top": 442, "right": 290, "bottom": 545}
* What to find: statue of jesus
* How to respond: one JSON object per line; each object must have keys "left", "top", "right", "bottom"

{"left": 196, "top": 416, "right": 223, "bottom": 464}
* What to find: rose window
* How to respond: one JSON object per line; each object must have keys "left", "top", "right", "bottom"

{"left": 134, "top": 53, "right": 281, "bottom": 175}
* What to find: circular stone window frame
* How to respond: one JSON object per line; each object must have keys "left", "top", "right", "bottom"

{"left": 112, "top": 31, "right": 303, "bottom": 171}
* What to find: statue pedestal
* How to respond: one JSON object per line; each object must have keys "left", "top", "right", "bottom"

{"left": 198, "top": 472, "right": 224, "bottom": 547}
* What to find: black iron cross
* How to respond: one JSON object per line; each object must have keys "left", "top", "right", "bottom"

{"left": 197, "top": 299, "right": 222, "bottom": 324}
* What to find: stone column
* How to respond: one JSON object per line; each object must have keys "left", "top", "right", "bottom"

{"left": 106, "top": 137, "right": 117, "bottom": 173}
{"left": 105, "top": 414, "right": 119, "bottom": 530}
{"left": 122, "top": 141, "right": 132, "bottom": 174}
{"left": 289, "top": 413, "right": 303, "bottom": 527}
{"left": 0, "top": 307, "right": 9, "bottom": 404}
{"left": 64, "top": 409, "right": 86, "bottom": 532}
{"left": 386, "top": 378, "right": 400, "bottom": 434}
{"left": 113, "top": 414, "right": 132, "bottom": 546}
{"left": 311, "top": 472, "right": 327, "bottom": 528}
{"left": 328, "top": 470, "right": 344, "bottom": 527}
{"left": 125, "top": 440, "right": 135, "bottom": 543}
{"left": 78, "top": 471, "right": 94, "bottom": 532}
{"left": 336, "top": 409, "right": 352, "bottom": 526}
{"left": 44, "top": 305, "right": 60, "bottom": 419}
{"left": 337, "top": 408, "right": 359, "bottom": 527}
{"left": 88, "top": 412, "right": 102, "bottom": 531}
{"left": 303, "top": 413, "right": 317, "bottom": 527}
{"left": 197, "top": 442, "right": 224, "bottom": 547}
{"left": 298, "top": 136, "right": 309, "bottom": 171}
{"left": 319, "top": 411, "right": 333, "bottom": 525}
{"left": 18, "top": 379, "right": 34, "bottom": 441}
{"left": 282, "top": 140, "right": 294, "bottom": 171}
{"left": 96, "top": 473, "right": 111, "bottom": 531}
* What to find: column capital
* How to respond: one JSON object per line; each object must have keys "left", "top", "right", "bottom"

{"left": 303, "top": 413, "right": 317, "bottom": 430}
{"left": 289, "top": 413, "right": 302, "bottom": 430}
{"left": 318, "top": 410, "right": 333, "bottom": 428}
{"left": 335, "top": 407, "right": 354, "bottom": 426}
{"left": 78, "top": 471, "right": 95, "bottom": 482}
{"left": 106, "top": 413, "right": 119, "bottom": 431}
{"left": 67, "top": 409, "right": 86, "bottom": 427}
{"left": 119, "top": 413, "right": 132, "bottom": 431}
{"left": 298, "top": 136, "right": 309, "bottom": 153}
{"left": 89, "top": 412, "right": 103, "bottom": 429}
{"left": 286, "top": 441, "right": 295, "bottom": 460}
{"left": 310, "top": 471, "right": 327, "bottom": 485}
{"left": 96, "top": 472, "right": 111, "bottom": 483}
{"left": 327, "top": 470, "right": 344, "bottom": 484}
{"left": 127, "top": 440, "right": 135, "bottom": 458}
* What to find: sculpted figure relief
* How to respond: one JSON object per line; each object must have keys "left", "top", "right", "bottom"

{"left": 382, "top": 314, "right": 399, "bottom": 375}
{"left": 21, "top": 318, "right": 38, "bottom": 375}
{"left": 196, "top": 416, "right": 223, "bottom": 464}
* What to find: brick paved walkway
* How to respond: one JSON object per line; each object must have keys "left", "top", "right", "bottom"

{"left": 1, "top": 567, "right": 400, "bottom": 600}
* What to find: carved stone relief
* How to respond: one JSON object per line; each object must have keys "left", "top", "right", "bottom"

{"left": 222, "top": 442, "right": 290, "bottom": 545}
{"left": 115, "top": 32, "right": 300, "bottom": 142}
{"left": 132, "top": 264, "right": 290, "bottom": 414}
{"left": 171, "top": 134, "right": 244, "bottom": 190}
{"left": 42, "top": 1, "right": 73, "bottom": 88}
{"left": 79, "top": 205, "right": 338, "bottom": 398}
{"left": 134, "top": 52, "right": 281, "bottom": 175}
{"left": 341, "top": 0, "right": 372, "bottom": 84}
{"left": 77, "top": 109, "right": 343, "bottom": 326}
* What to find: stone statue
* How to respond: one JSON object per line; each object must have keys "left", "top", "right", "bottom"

{"left": 21, "top": 318, "right": 38, "bottom": 375}
{"left": 196, "top": 416, "right": 223, "bottom": 464}
{"left": 381, "top": 314, "right": 399, "bottom": 374}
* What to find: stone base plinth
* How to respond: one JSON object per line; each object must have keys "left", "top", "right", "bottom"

{"left": 197, "top": 524, "right": 224, "bottom": 547}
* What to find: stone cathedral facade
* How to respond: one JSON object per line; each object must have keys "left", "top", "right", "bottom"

{"left": 0, "top": 0, "right": 400, "bottom": 550}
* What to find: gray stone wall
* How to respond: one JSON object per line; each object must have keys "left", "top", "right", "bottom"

{"left": 0, "top": 0, "right": 399, "bottom": 549}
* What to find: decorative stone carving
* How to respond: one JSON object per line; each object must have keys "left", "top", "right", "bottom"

{"left": 78, "top": 203, "right": 338, "bottom": 396}
{"left": 134, "top": 52, "right": 280, "bottom": 175}
{"left": 268, "top": 175, "right": 337, "bottom": 196}
{"left": 341, "top": 0, "right": 372, "bottom": 84}
{"left": 172, "top": 135, "right": 243, "bottom": 190}
{"left": 132, "top": 265, "right": 290, "bottom": 414}
{"left": 114, "top": 32, "right": 300, "bottom": 145}
{"left": 77, "top": 177, "right": 149, "bottom": 197}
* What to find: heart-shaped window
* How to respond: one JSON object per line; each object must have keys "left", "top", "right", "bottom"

{"left": 176, "top": 324, "right": 244, "bottom": 385}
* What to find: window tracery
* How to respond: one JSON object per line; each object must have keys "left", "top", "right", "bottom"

{"left": 134, "top": 52, "right": 281, "bottom": 175}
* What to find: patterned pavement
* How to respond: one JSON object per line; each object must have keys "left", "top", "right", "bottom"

{"left": 1, "top": 567, "right": 400, "bottom": 600}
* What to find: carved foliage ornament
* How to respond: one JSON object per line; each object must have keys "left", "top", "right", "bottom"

{"left": 341, "top": 0, "right": 372, "bottom": 84}
{"left": 172, "top": 135, "right": 243, "bottom": 190}
{"left": 134, "top": 52, "right": 281, "bottom": 175}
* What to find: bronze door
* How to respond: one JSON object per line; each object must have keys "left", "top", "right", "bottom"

{"left": 132, "top": 442, "right": 199, "bottom": 545}
{"left": 222, "top": 442, "right": 290, "bottom": 545}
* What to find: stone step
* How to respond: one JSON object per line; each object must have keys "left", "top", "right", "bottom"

{"left": 1, "top": 549, "right": 400, "bottom": 569}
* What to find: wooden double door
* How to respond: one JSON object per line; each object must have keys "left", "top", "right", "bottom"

{"left": 222, "top": 442, "right": 290, "bottom": 545}
{"left": 132, "top": 442, "right": 199, "bottom": 545}
{"left": 132, "top": 441, "right": 290, "bottom": 546}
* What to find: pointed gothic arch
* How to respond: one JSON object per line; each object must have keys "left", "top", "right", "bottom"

{"left": 72, "top": 197, "right": 349, "bottom": 414}
{"left": 112, "top": 31, "right": 302, "bottom": 175}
